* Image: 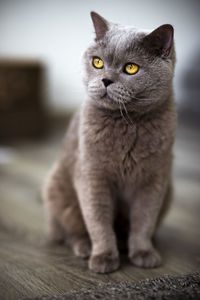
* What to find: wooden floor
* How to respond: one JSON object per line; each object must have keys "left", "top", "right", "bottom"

{"left": 0, "top": 120, "right": 200, "bottom": 300}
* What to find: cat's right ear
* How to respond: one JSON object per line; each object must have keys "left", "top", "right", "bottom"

{"left": 90, "top": 11, "right": 109, "bottom": 40}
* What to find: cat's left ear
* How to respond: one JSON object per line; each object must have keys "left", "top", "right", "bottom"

{"left": 143, "top": 24, "right": 174, "bottom": 57}
{"left": 90, "top": 11, "right": 110, "bottom": 40}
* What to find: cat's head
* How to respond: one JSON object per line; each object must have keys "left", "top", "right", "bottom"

{"left": 83, "top": 12, "right": 175, "bottom": 113}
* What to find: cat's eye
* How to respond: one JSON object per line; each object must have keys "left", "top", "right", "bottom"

{"left": 124, "top": 63, "right": 139, "bottom": 75}
{"left": 92, "top": 57, "right": 104, "bottom": 69}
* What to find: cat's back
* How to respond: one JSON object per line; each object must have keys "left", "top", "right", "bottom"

{"left": 61, "top": 110, "right": 80, "bottom": 172}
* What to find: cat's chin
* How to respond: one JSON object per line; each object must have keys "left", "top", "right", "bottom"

{"left": 88, "top": 93, "right": 159, "bottom": 114}
{"left": 97, "top": 94, "right": 122, "bottom": 110}
{"left": 87, "top": 93, "right": 119, "bottom": 110}
{"left": 101, "top": 93, "right": 115, "bottom": 102}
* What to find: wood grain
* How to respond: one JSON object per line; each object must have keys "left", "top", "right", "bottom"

{"left": 0, "top": 122, "right": 199, "bottom": 300}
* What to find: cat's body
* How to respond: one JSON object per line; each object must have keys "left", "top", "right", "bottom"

{"left": 43, "top": 12, "right": 176, "bottom": 273}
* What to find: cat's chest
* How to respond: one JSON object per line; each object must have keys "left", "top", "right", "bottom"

{"left": 86, "top": 117, "right": 167, "bottom": 174}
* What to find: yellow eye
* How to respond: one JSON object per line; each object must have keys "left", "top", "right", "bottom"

{"left": 124, "top": 63, "right": 139, "bottom": 75}
{"left": 93, "top": 57, "right": 104, "bottom": 69}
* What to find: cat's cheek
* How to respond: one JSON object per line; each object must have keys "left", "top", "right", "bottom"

{"left": 107, "top": 84, "right": 132, "bottom": 104}
{"left": 87, "top": 87, "right": 105, "bottom": 101}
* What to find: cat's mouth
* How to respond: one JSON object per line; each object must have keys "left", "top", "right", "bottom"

{"left": 101, "top": 91, "right": 116, "bottom": 103}
{"left": 101, "top": 91, "right": 112, "bottom": 101}
{"left": 100, "top": 92, "right": 127, "bottom": 109}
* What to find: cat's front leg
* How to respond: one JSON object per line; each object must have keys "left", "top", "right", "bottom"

{"left": 74, "top": 173, "right": 119, "bottom": 273}
{"left": 128, "top": 174, "right": 169, "bottom": 268}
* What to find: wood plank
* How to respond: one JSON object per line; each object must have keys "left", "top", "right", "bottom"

{"left": 0, "top": 123, "right": 200, "bottom": 300}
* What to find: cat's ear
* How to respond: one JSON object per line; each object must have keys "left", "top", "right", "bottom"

{"left": 90, "top": 11, "right": 109, "bottom": 40}
{"left": 143, "top": 24, "right": 174, "bottom": 57}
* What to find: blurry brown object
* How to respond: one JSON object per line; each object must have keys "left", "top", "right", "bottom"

{"left": 0, "top": 59, "right": 46, "bottom": 140}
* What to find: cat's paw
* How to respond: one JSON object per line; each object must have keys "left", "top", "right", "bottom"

{"left": 89, "top": 251, "right": 120, "bottom": 273}
{"left": 73, "top": 238, "right": 91, "bottom": 259}
{"left": 129, "top": 247, "right": 161, "bottom": 268}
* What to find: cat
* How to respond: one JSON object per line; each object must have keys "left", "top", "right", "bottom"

{"left": 43, "top": 11, "right": 176, "bottom": 273}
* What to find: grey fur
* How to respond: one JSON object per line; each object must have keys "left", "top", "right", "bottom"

{"left": 43, "top": 12, "right": 176, "bottom": 273}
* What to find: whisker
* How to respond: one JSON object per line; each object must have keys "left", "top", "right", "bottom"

{"left": 132, "top": 96, "right": 154, "bottom": 102}
{"left": 121, "top": 101, "right": 134, "bottom": 127}
{"left": 118, "top": 100, "right": 129, "bottom": 124}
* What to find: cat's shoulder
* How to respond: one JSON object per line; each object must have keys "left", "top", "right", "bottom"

{"left": 62, "top": 110, "right": 81, "bottom": 150}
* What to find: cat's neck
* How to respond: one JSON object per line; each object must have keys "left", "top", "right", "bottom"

{"left": 83, "top": 96, "right": 175, "bottom": 126}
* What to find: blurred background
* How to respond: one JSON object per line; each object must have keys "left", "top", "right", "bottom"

{"left": 0, "top": 1, "right": 200, "bottom": 298}
{"left": 0, "top": 0, "right": 200, "bottom": 124}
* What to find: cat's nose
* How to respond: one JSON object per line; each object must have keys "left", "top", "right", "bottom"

{"left": 102, "top": 78, "right": 113, "bottom": 87}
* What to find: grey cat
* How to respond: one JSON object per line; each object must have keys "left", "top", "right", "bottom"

{"left": 43, "top": 12, "right": 176, "bottom": 273}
